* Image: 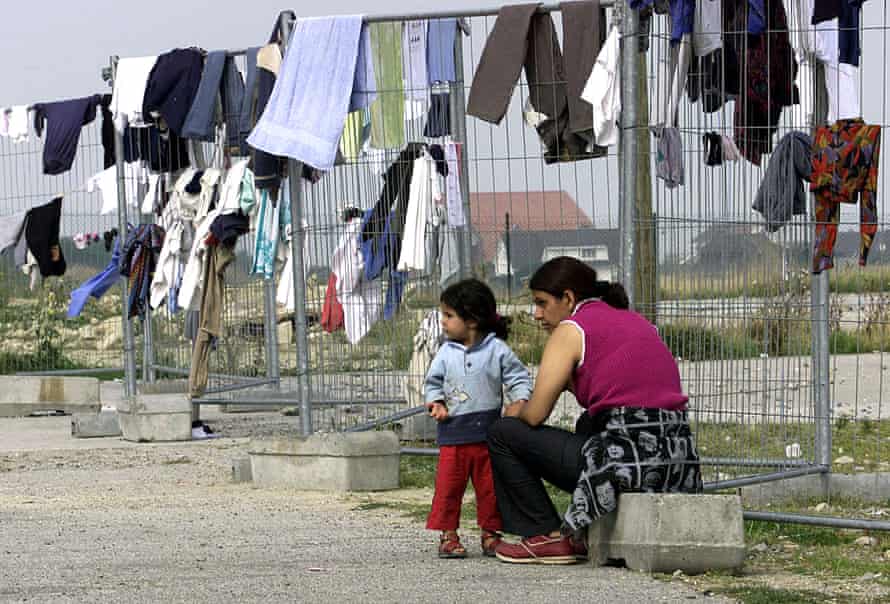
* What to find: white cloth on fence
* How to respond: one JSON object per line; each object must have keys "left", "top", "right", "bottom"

{"left": 141, "top": 173, "right": 161, "bottom": 215}
{"left": 247, "top": 16, "right": 374, "bottom": 171}
{"left": 110, "top": 56, "right": 158, "bottom": 131}
{"left": 444, "top": 142, "right": 465, "bottom": 227}
{"left": 0, "top": 211, "right": 27, "bottom": 255}
{"left": 150, "top": 218, "right": 184, "bottom": 310}
{"left": 693, "top": 0, "right": 722, "bottom": 57}
{"left": 581, "top": 26, "right": 621, "bottom": 147}
{"left": 7, "top": 106, "right": 30, "bottom": 143}
{"left": 276, "top": 220, "right": 311, "bottom": 312}
{"left": 178, "top": 209, "right": 221, "bottom": 311}
{"left": 0, "top": 110, "right": 8, "bottom": 137}
{"left": 397, "top": 152, "right": 442, "bottom": 273}
{"left": 86, "top": 163, "right": 142, "bottom": 215}
{"left": 331, "top": 217, "right": 381, "bottom": 344}
{"left": 216, "top": 158, "right": 251, "bottom": 215}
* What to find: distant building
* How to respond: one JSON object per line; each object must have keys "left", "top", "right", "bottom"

{"left": 494, "top": 228, "right": 620, "bottom": 282}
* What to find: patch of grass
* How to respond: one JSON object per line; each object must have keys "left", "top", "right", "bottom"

{"left": 400, "top": 454, "right": 437, "bottom": 489}
{"left": 693, "top": 419, "right": 890, "bottom": 474}
{"left": 714, "top": 586, "right": 827, "bottom": 604}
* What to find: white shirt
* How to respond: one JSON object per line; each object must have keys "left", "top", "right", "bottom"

{"left": 111, "top": 56, "right": 158, "bottom": 131}
{"left": 330, "top": 218, "right": 381, "bottom": 344}
{"left": 7, "top": 106, "right": 30, "bottom": 143}
{"left": 397, "top": 152, "right": 442, "bottom": 273}
{"left": 581, "top": 27, "right": 622, "bottom": 147}
{"left": 86, "top": 163, "right": 141, "bottom": 215}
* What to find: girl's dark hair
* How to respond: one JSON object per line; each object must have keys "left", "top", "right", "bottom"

{"left": 528, "top": 256, "right": 629, "bottom": 310}
{"left": 440, "top": 278, "right": 511, "bottom": 340}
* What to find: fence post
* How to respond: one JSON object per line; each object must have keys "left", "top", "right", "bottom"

{"left": 618, "top": 2, "right": 639, "bottom": 306}
{"left": 263, "top": 278, "right": 281, "bottom": 390}
{"left": 278, "top": 15, "right": 312, "bottom": 437}
{"left": 110, "top": 56, "right": 139, "bottom": 399}
{"left": 138, "top": 178, "right": 155, "bottom": 383}
{"left": 811, "top": 63, "right": 831, "bottom": 490}
{"left": 451, "top": 21, "right": 474, "bottom": 278}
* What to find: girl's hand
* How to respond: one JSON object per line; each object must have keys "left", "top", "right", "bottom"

{"left": 426, "top": 402, "right": 449, "bottom": 421}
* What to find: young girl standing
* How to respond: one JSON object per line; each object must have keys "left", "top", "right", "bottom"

{"left": 424, "top": 278, "right": 532, "bottom": 558}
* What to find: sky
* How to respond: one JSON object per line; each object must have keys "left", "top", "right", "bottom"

{"left": 0, "top": 1, "right": 493, "bottom": 106}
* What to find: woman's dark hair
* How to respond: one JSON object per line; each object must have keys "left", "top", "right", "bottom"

{"left": 440, "top": 278, "right": 511, "bottom": 340}
{"left": 528, "top": 256, "right": 629, "bottom": 310}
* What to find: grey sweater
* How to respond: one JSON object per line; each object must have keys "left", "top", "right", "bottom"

{"left": 753, "top": 131, "right": 812, "bottom": 232}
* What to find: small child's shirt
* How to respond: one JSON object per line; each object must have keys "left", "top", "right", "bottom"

{"left": 424, "top": 332, "right": 532, "bottom": 446}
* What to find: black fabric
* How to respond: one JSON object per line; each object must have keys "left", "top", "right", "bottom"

{"left": 423, "top": 92, "right": 451, "bottom": 138}
{"left": 185, "top": 170, "right": 205, "bottom": 194}
{"left": 142, "top": 48, "right": 205, "bottom": 136}
{"left": 428, "top": 143, "right": 449, "bottom": 177}
{"left": 209, "top": 212, "right": 250, "bottom": 246}
{"left": 33, "top": 95, "right": 103, "bottom": 175}
{"left": 812, "top": 0, "right": 841, "bottom": 24}
{"left": 122, "top": 125, "right": 190, "bottom": 173}
{"left": 25, "top": 197, "right": 66, "bottom": 277}
{"left": 361, "top": 143, "right": 427, "bottom": 249}
{"left": 704, "top": 132, "right": 723, "bottom": 166}
{"left": 487, "top": 416, "right": 590, "bottom": 537}
{"left": 687, "top": 50, "right": 739, "bottom": 114}
{"left": 251, "top": 57, "right": 285, "bottom": 196}
{"left": 100, "top": 94, "right": 115, "bottom": 169}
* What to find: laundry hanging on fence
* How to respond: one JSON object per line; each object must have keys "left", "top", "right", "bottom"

{"left": 248, "top": 16, "right": 376, "bottom": 171}
{"left": 725, "top": 0, "right": 798, "bottom": 165}
{"left": 0, "top": 211, "right": 27, "bottom": 258}
{"left": 33, "top": 94, "right": 103, "bottom": 175}
{"left": 26, "top": 196, "right": 66, "bottom": 278}
{"left": 189, "top": 242, "right": 235, "bottom": 399}
{"left": 332, "top": 211, "right": 383, "bottom": 344}
{"left": 427, "top": 18, "right": 458, "bottom": 84}
{"left": 181, "top": 50, "right": 227, "bottom": 142}
{"left": 811, "top": 119, "right": 882, "bottom": 273}
{"left": 467, "top": 1, "right": 607, "bottom": 163}
{"left": 753, "top": 131, "right": 812, "bottom": 232}
{"left": 397, "top": 150, "right": 444, "bottom": 273}
{"left": 142, "top": 47, "right": 205, "bottom": 137}
{"left": 2, "top": 106, "right": 30, "bottom": 143}
{"left": 369, "top": 22, "right": 407, "bottom": 150}
{"left": 120, "top": 223, "right": 165, "bottom": 319}
{"left": 111, "top": 55, "right": 158, "bottom": 130}
{"left": 581, "top": 25, "right": 621, "bottom": 147}
{"left": 321, "top": 273, "right": 345, "bottom": 333}
{"left": 67, "top": 237, "right": 122, "bottom": 318}
{"left": 403, "top": 20, "right": 430, "bottom": 104}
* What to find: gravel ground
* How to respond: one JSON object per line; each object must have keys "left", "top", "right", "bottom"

{"left": 0, "top": 415, "right": 737, "bottom": 604}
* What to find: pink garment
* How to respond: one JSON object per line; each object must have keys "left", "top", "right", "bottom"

{"left": 563, "top": 300, "right": 687, "bottom": 417}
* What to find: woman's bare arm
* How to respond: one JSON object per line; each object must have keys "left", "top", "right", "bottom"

{"left": 517, "top": 323, "right": 582, "bottom": 427}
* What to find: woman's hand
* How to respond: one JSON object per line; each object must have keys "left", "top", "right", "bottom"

{"left": 426, "top": 402, "right": 449, "bottom": 422}
{"left": 504, "top": 400, "right": 527, "bottom": 417}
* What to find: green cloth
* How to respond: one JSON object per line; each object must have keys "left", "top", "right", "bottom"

{"left": 340, "top": 109, "right": 370, "bottom": 162}
{"left": 369, "top": 23, "right": 405, "bottom": 149}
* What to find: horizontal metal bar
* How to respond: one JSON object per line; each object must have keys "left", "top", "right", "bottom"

{"left": 191, "top": 397, "right": 407, "bottom": 406}
{"left": 401, "top": 447, "right": 441, "bottom": 456}
{"left": 700, "top": 457, "right": 815, "bottom": 468}
{"left": 347, "top": 405, "right": 429, "bottom": 432}
{"left": 201, "top": 378, "right": 280, "bottom": 396}
{"left": 16, "top": 367, "right": 124, "bottom": 376}
{"left": 363, "top": 2, "right": 614, "bottom": 23}
{"left": 744, "top": 511, "right": 890, "bottom": 532}
{"left": 151, "top": 365, "right": 273, "bottom": 384}
{"left": 702, "top": 465, "right": 827, "bottom": 492}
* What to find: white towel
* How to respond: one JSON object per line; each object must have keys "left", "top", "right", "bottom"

{"left": 7, "top": 106, "right": 30, "bottom": 143}
{"left": 247, "top": 16, "right": 368, "bottom": 171}
{"left": 581, "top": 27, "right": 621, "bottom": 147}
{"left": 111, "top": 56, "right": 158, "bottom": 131}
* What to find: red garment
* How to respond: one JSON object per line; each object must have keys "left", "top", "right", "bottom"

{"left": 320, "top": 273, "right": 344, "bottom": 333}
{"left": 427, "top": 443, "right": 502, "bottom": 532}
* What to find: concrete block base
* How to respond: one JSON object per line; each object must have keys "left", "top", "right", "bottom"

{"left": 249, "top": 431, "right": 400, "bottom": 491}
{"left": 587, "top": 494, "right": 745, "bottom": 574}
{"left": 0, "top": 376, "right": 100, "bottom": 417}
{"left": 71, "top": 408, "right": 121, "bottom": 438}
{"left": 231, "top": 457, "right": 253, "bottom": 483}
{"left": 118, "top": 394, "right": 193, "bottom": 442}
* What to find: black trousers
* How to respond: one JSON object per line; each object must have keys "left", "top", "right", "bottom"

{"left": 487, "top": 414, "right": 596, "bottom": 537}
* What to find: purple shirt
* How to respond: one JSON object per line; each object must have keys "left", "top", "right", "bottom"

{"left": 563, "top": 300, "right": 688, "bottom": 417}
